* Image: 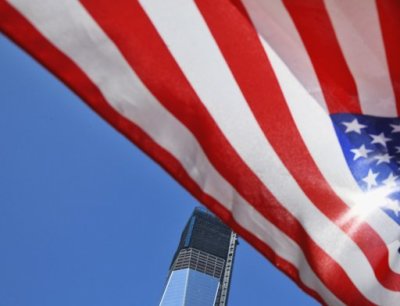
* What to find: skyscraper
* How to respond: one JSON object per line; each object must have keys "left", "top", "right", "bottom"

{"left": 160, "top": 207, "right": 238, "bottom": 306}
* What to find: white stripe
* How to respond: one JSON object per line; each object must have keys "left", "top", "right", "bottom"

{"left": 256, "top": 26, "right": 400, "bottom": 274}
{"left": 6, "top": 0, "right": 342, "bottom": 304}
{"left": 140, "top": 0, "right": 400, "bottom": 303}
{"left": 324, "top": 0, "right": 397, "bottom": 117}
{"left": 240, "top": 0, "right": 328, "bottom": 111}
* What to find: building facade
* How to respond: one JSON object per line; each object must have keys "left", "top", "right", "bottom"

{"left": 159, "top": 207, "right": 238, "bottom": 306}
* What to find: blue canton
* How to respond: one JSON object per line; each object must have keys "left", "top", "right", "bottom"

{"left": 332, "top": 114, "right": 400, "bottom": 225}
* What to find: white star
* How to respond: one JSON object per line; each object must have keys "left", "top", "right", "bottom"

{"left": 362, "top": 169, "right": 379, "bottom": 190}
{"left": 342, "top": 119, "right": 367, "bottom": 134}
{"left": 395, "top": 146, "right": 400, "bottom": 154}
{"left": 390, "top": 124, "right": 400, "bottom": 133}
{"left": 370, "top": 132, "right": 391, "bottom": 147}
{"left": 374, "top": 153, "right": 392, "bottom": 165}
{"left": 384, "top": 198, "right": 400, "bottom": 217}
{"left": 350, "top": 145, "right": 372, "bottom": 160}
{"left": 383, "top": 172, "right": 399, "bottom": 189}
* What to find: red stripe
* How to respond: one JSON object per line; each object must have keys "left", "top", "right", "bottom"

{"left": 197, "top": 0, "right": 400, "bottom": 291}
{"left": 0, "top": 2, "right": 332, "bottom": 305}
{"left": 282, "top": 0, "right": 362, "bottom": 114}
{"left": 376, "top": 0, "right": 400, "bottom": 113}
{"left": 78, "top": 0, "right": 374, "bottom": 304}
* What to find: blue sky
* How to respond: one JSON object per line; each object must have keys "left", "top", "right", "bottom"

{"left": 0, "top": 34, "right": 318, "bottom": 306}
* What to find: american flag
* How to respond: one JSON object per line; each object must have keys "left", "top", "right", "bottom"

{"left": 1, "top": 1, "right": 400, "bottom": 304}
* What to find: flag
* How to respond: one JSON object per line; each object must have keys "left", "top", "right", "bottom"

{"left": 1, "top": 1, "right": 400, "bottom": 304}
